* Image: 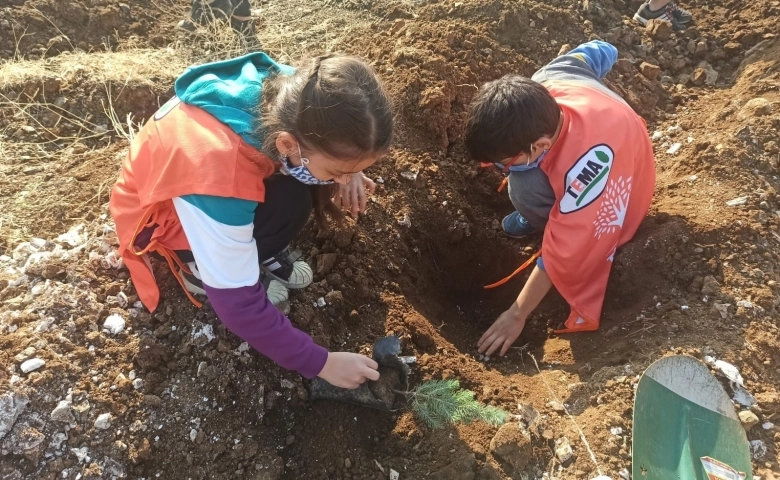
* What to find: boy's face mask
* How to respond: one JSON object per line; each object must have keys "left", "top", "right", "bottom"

{"left": 481, "top": 146, "right": 548, "bottom": 174}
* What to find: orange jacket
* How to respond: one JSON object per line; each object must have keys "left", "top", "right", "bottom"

{"left": 540, "top": 82, "right": 655, "bottom": 333}
{"left": 109, "top": 97, "right": 275, "bottom": 312}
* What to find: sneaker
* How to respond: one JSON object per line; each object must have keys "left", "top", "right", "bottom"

{"left": 501, "top": 212, "right": 539, "bottom": 239}
{"left": 179, "top": 262, "right": 289, "bottom": 307}
{"left": 176, "top": 19, "right": 199, "bottom": 33}
{"left": 633, "top": 2, "right": 688, "bottom": 29}
{"left": 666, "top": 2, "right": 693, "bottom": 24}
{"left": 261, "top": 247, "right": 313, "bottom": 290}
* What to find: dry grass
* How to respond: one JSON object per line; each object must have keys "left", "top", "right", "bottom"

{"left": 0, "top": 0, "right": 385, "bottom": 253}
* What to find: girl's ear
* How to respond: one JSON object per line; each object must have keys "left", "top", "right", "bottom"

{"left": 275, "top": 132, "right": 296, "bottom": 157}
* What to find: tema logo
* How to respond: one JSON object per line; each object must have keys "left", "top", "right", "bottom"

{"left": 154, "top": 96, "right": 181, "bottom": 121}
{"left": 559, "top": 144, "right": 614, "bottom": 214}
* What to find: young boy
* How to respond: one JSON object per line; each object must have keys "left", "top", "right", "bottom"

{"left": 465, "top": 41, "right": 656, "bottom": 356}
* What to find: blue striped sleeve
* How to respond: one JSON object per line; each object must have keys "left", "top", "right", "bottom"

{"left": 566, "top": 41, "right": 618, "bottom": 80}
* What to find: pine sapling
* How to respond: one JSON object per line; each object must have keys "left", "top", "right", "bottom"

{"left": 395, "top": 379, "right": 508, "bottom": 429}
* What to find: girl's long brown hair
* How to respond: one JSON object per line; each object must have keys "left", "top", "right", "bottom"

{"left": 260, "top": 55, "right": 393, "bottom": 227}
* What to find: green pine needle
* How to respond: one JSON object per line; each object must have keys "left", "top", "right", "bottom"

{"left": 407, "top": 379, "right": 508, "bottom": 428}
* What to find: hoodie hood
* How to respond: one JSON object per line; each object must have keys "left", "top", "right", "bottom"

{"left": 174, "top": 52, "right": 294, "bottom": 150}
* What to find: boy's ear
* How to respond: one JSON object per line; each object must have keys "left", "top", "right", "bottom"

{"left": 533, "top": 137, "right": 553, "bottom": 152}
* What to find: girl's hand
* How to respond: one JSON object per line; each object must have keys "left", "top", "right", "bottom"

{"left": 334, "top": 172, "right": 376, "bottom": 218}
{"left": 317, "top": 352, "right": 380, "bottom": 389}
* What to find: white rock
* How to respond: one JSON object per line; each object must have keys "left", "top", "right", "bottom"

{"left": 103, "top": 314, "right": 126, "bottom": 334}
{"left": 71, "top": 446, "right": 90, "bottom": 463}
{"left": 389, "top": 469, "right": 400, "bottom": 480}
{"left": 21, "top": 358, "right": 45, "bottom": 373}
{"left": 132, "top": 379, "right": 144, "bottom": 390}
{"left": 103, "top": 250, "right": 124, "bottom": 269}
{"left": 733, "top": 384, "right": 756, "bottom": 407}
{"left": 666, "top": 143, "right": 682, "bottom": 154}
{"left": 763, "top": 422, "right": 774, "bottom": 430}
{"left": 554, "top": 437, "right": 573, "bottom": 462}
{"left": 0, "top": 391, "right": 29, "bottom": 440}
{"left": 726, "top": 196, "right": 748, "bottom": 207}
{"left": 191, "top": 323, "right": 215, "bottom": 346}
{"left": 237, "top": 342, "right": 250, "bottom": 353}
{"left": 94, "top": 413, "right": 112, "bottom": 430}
{"left": 713, "top": 360, "right": 744, "bottom": 385}
{"left": 316, "top": 297, "right": 326, "bottom": 308}
{"left": 610, "top": 426, "right": 623, "bottom": 436}
{"left": 50, "top": 432, "right": 67, "bottom": 450}
{"left": 619, "top": 468, "right": 630, "bottom": 480}
{"left": 750, "top": 439, "right": 767, "bottom": 459}
{"left": 51, "top": 400, "right": 75, "bottom": 423}
{"left": 280, "top": 379, "right": 296, "bottom": 389}
{"left": 190, "top": 429, "right": 198, "bottom": 442}
{"left": 55, "top": 224, "right": 87, "bottom": 247}
{"left": 400, "top": 170, "right": 418, "bottom": 181}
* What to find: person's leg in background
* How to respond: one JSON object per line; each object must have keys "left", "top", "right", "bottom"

{"left": 502, "top": 168, "right": 556, "bottom": 239}
{"left": 633, "top": 0, "right": 693, "bottom": 29}
{"left": 178, "top": 0, "right": 259, "bottom": 44}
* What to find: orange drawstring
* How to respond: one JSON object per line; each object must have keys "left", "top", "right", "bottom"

{"left": 128, "top": 203, "right": 203, "bottom": 308}
{"left": 484, "top": 249, "right": 541, "bottom": 289}
{"left": 155, "top": 247, "right": 203, "bottom": 308}
{"left": 498, "top": 177, "right": 508, "bottom": 193}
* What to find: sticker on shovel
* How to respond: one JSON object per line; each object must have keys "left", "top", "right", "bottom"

{"left": 700, "top": 457, "right": 747, "bottom": 480}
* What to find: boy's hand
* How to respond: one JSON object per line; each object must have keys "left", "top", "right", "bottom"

{"left": 317, "top": 352, "right": 380, "bottom": 389}
{"left": 334, "top": 172, "right": 376, "bottom": 218}
{"left": 477, "top": 309, "right": 527, "bottom": 357}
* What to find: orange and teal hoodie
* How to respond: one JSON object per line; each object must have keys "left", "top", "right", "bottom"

{"left": 110, "top": 53, "right": 328, "bottom": 378}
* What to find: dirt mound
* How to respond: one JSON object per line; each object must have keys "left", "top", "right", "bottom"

{"left": 1, "top": 0, "right": 779, "bottom": 479}
{"left": 0, "top": 0, "right": 178, "bottom": 60}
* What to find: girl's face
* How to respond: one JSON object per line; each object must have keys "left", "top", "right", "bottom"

{"left": 276, "top": 132, "right": 380, "bottom": 184}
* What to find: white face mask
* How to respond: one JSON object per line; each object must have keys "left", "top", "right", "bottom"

{"left": 279, "top": 143, "right": 335, "bottom": 185}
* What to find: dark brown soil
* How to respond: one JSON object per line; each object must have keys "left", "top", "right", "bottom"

{"left": 1, "top": 0, "right": 779, "bottom": 479}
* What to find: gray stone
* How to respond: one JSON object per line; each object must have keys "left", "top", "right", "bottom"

{"left": 50, "top": 400, "right": 75, "bottom": 423}
{"left": 739, "top": 98, "right": 773, "bottom": 119}
{"left": 0, "top": 392, "right": 29, "bottom": 440}
{"left": 94, "top": 413, "right": 112, "bottom": 430}
{"left": 430, "top": 453, "right": 477, "bottom": 480}
{"left": 490, "top": 423, "right": 532, "bottom": 471}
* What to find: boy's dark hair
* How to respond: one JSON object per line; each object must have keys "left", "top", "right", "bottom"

{"left": 261, "top": 55, "right": 393, "bottom": 225}
{"left": 464, "top": 75, "right": 560, "bottom": 163}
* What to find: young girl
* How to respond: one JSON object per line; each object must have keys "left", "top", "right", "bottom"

{"left": 110, "top": 52, "right": 393, "bottom": 389}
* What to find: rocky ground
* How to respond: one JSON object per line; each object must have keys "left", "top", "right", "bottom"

{"left": 1, "top": 0, "right": 779, "bottom": 479}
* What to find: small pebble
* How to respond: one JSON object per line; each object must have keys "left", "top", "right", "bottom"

{"left": 21, "top": 358, "right": 45, "bottom": 373}
{"left": 95, "top": 413, "right": 112, "bottom": 430}
{"left": 103, "top": 314, "right": 126, "bottom": 334}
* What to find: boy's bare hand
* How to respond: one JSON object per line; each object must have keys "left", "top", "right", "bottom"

{"left": 334, "top": 172, "right": 376, "bottom": 218}
{"left": 477, "top": 310, "right": 527, "bottom": 357}
{"left": 317, "top": 352, "right": 380, "bottom": 389}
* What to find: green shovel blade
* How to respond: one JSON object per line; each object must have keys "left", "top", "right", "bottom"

{"left": 632, "top": 356, "right": 752, "bottom": 480}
